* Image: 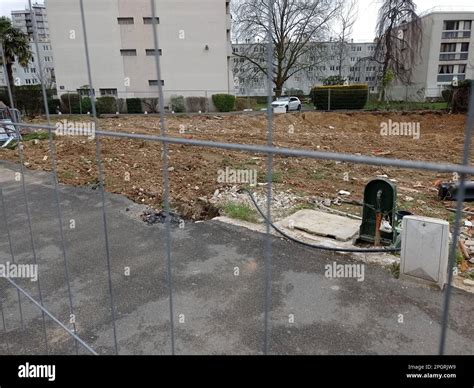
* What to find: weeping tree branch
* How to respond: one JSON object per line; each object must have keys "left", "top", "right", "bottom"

{"left": 232, "top": 0, "right": 344, "bottom": 96}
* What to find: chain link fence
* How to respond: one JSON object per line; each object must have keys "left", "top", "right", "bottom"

{"left": 0, "top": 0, "right": 473, "bottom": 355}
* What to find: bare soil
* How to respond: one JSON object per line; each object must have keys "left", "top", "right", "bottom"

{"left": 0, "top": 111, "right": 470, "bottom": 221}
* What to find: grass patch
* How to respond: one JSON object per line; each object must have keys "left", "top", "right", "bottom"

{"left": 389, "top": 262, "right": 400, "bottom": 279}
{"left": 308, "top": 170, "right": 326, "bottom": 181}
{"left": 366, "top": 101, "right": 448, "bottom": 111}
{"left": 59, "top": 170, "right": 74, "bottom": 180}
{"left": 22, "top": 131, "right": 52, "bottom": 141}
{"left": 221, "top": 202, "right": 258, "bottom": 223}
{"left": 258, "top": 171, "right": 283, "bottom": 184}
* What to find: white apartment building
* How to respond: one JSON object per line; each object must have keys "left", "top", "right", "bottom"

{"left": 389, "top": 10, "right": 474, "bottom": 100}
{"left": 233, "top": 9, "right": 474, "bottom": 100}
{"left": 0, "top": 3, "right": 56, "bottom": 88}
{"left": 46, "top": 0, "right": 233, "bottom": 102}
{"left": 232, "top": 41, "right": 379, "bottom": 96}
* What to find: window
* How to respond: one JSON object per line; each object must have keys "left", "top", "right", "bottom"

{"left": 464, "top": 20, "right": 472, "bottom": 30}
{"left": 461, "top": 43, "right": 469, "bottom": 52}
{"left": 117, "top": 17, "right": 134, "bottom": 25}
{"left": 78, "top": 88, "right": 95, "bottom": 97}
{"left": 100, "top": 88, "right": 118, "bottom": 96}
{"left": 438, "top": 65, "right": 454, "bottom": 74}
{"left": 357, "top": 46, "right": 362, "bottom": 51}
{"left": 44, "top": 56, "right": 50, "bottom": 62}
{"left": 444, "top": 21, "right": 459, "bottom": 31}
{"left": 26, "top": 79, "right": 31, "bottom": 84}
{"left": 143, "top": 17, "right": 160, "bottom": 24}
{"left": 145, "top": 49, "right": 162, "bottom": 56}
{"left": 43, "top": 44, "right": 49, "bottom": 50}
{"left": 440, "top": 43, "right": 456, "bottom": 52}
{"left": 458, "top": 64, "right": 466, "bottom": 74}
{"left": 120, "top": 49, "right": 137, "bottom": 56}
{"left": 31, "top": 67, "right": 36, "bottom": 73}
{"left": 149, "top": 80, "right": 164, "bottom": 86}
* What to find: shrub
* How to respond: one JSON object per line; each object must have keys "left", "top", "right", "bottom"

{"left": 441, "top": 88, "right": 454, "bottom": 104}
{"left": 48, "top": 98, "right": 61, "bottom": 114}
{"left": 212, "top": 94, "right": 236, "bottom": 112}
{"left": 170, "top": 95, "right": 185, "bottom": 113}
{"left": 80, "top": 97, "right": 92, "bottom": 114}
{"left": 0, "top": 88, "right": 9, "bottom": 107}
{"left": 185, "top": 96, "right": 207, "bottom": 112}
{"left": 96, "top": 96, "right": 117, "bottom": 114}
{"left": 60, "top": 93, "right": 80, "bottom": 114}
{"left": 126, "top": 98, "right": 142, "bottom": 114}
{"left": 310, "top": 84, "right": 368, "bottom": 110}
{"left": 235, "top": 97, "right": 258, "bottom": 111}
{"left": 142, "top": 98, "right": 159, "bottom": 113}
{"left": 14, "top": 85, "right": 52, "bottom": 116}
{"left": 451, "top": 80, "right": 472, "bottom": 113}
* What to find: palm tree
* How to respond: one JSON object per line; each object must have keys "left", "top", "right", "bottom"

{"left": 0, "top": 17, "right": 33, "bottom": 104}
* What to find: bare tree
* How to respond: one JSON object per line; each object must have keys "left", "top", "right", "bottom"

{"left": 374, "top": 0, "right": 422, "bottom": 100}
{"left": 233, "top": 0, "right": 343, "bottom": 97}
{"left": 334, "top": 0, "right": 357, "bottom": 78}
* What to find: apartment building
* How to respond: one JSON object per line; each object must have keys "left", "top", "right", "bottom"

{"left": 389, "top": 10, "right": 474, "bottom": 100}
{"left": 232, "top": 9, "right": 474, "bottom": 100}
{"left": 45, "top": 0, "right": 233, "bottom": 103}
{"left": 232, "top": 41, "right": 380, "bottom": 96}
{"left": 0, "top": 3, "right": 56, "bottom": 88}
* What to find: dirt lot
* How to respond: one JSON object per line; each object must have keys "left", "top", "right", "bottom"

{"left": 0, "top": 111, "right": 470, "bottom": 221}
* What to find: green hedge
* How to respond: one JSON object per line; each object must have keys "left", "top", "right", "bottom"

{"left": 311, "top": 84, "right": 368, "bottom": 110}
{"left": 96, "top": 96, "right": 117, "bottom": 114}
{"left": 126, "top": 98, "right": 142, "bottom": 114}
{"left": 60, "top": 93, "right": 80, "bottom": 113}
{"left": 170, "top": 95, "right": 185, "bottom": 113}
{"left": 48, "top": 98, "right": 61, "bottom": 114}
{"left": 212, "top": 94, "right": 235, "bottom": 112}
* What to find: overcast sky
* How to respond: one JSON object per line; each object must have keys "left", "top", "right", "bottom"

{"left": 2, "top": 0, "right": 474, "bottom": 42}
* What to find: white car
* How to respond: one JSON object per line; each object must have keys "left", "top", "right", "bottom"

{"left": 271, "top": 96, "right": 302, "bottom": 112}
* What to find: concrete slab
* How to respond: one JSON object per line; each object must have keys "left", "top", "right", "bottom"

{"left": 281, "top": 209, "right": 360, "bottom": 242}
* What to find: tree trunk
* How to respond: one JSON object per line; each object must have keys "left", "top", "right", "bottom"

{"left": 6, "top": 61, "right": 16, "bottom": 107}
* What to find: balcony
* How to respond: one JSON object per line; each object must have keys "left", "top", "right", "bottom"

{"left": 437, "top": 74, "right": 466, "bottom": 83}
{"left": 439, "top": 52, "right": 469, "bottom": 61}
{"left": 441, "top": 30, "right": 471, "bottom": 39}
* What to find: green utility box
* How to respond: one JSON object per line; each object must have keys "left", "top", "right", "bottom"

{"left": 359, "top": 178, "right": 397, "bottom": 245}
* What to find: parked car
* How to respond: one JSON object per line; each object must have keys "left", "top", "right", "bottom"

{"left": 271, "top": 96, "right": 302, "bottom": 112}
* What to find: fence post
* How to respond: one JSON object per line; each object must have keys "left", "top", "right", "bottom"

{"left": 328, "top": 88, "right": 331, "bottom": 111}
{"left": 205, "top": 90, "right": 208, "bottom": 113}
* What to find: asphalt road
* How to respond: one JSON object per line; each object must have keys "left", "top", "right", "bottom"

{"left": 0, "top": 160, "right": 472, "bottom": 355}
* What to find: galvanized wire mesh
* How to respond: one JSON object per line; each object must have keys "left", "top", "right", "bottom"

{"left": 0, "top": 0, "right": 473, "bottom": 356}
